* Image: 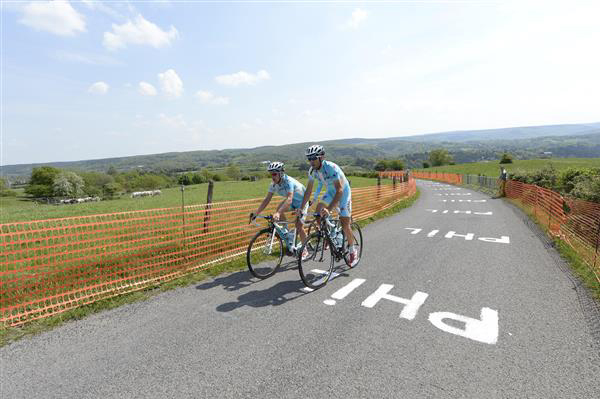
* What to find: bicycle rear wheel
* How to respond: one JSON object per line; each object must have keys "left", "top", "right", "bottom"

{"left": 298, "top": 232, "right": 334, "bottom": 289}
{"left": 247, "top": 229, "right": 283, "bottom": 279}
{"left": 343, "top": 222, "right": 363, "bottom": 268}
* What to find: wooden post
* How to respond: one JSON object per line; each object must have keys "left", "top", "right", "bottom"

{"left": 180, "top": 185, "right": 186, "bottom": 238}
{"left": 203, "top": 180, "right": 214, "bottom": 234}
{"left": 392, "top": 176, "right": 396, "bottom": 189}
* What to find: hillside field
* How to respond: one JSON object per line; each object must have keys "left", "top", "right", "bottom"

{"left": 418, "top": 158, "right": 600, "bottom": 177}
{"left": 0, "top": 176, "right": 390, "bottom": 224}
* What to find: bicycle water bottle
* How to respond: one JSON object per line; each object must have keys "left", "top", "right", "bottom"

{"left": 335, "top": 227, "right": 343, "bottom": 248}
{"left": 286, "top": 229, "right": 295, "bottom": 250}
{"left": 281, "top": 226, "right": 293, "bottom": 250}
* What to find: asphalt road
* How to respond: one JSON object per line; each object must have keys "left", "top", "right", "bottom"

{"left": 2, "top": 181, "right": 600, "bottom": 398}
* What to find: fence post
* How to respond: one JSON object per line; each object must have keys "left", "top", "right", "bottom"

{"left": 392, "top": 176, "right": 396, "bottom": 189}
{"left": 377, "top": 176, "right": 381, "bottom": 186}
{"left": 203, "top": 180, "right": 214, "bottom": 234}
{"left": 180, "top": 185, "right": 186, "bottom": 238}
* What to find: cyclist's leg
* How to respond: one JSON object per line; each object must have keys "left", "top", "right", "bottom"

{"left": 292, "top": 199, "right": 308, "bottom": 243}
{"left": 339, "top": 187, "right": 353, "bottom": 248}
{"left": 314, "top": 199, "right": 331, "bottom": 249}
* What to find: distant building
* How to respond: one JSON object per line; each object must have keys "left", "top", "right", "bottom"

{"left": 540, "top": 151, "right": 553, "bottom": 158}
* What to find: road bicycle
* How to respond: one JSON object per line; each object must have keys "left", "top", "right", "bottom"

{"left": 246, "top": 214, "right": 315, "bottom": 279}
{"left": 297, "top": 213, "right": 363, "bottom": 289}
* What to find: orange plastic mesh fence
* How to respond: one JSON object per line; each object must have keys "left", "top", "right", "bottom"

{"left": 1, "top": 180, "right": 416, "bottom": 326}
{"left": 411, "top": 172, "right": 599, "bottom": 281}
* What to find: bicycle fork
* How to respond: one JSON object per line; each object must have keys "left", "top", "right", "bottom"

{"left": 263, "top": 229, "right": 277, "bottom": 255}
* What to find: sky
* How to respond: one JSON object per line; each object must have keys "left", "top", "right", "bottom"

{"left": 2, "top": 0, "right": 600, "bottom": 166}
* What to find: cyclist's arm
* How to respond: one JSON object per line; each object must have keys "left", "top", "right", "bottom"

{"left": 254, "top": 192, "right": 273, "bottom": 216}
{"left": 313, "top": 181, "right": 323, "bottom": 203}
{"left": 300, "top": 179, "right": 314, "bottom": 209}
{"left": 327, "top": 179, "right": 344, "bottom": 212}
{"left": 277, "top": 191, "right": 294, "bottom": 214}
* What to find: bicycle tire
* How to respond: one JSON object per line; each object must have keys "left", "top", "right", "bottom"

{"left": 246, "top": 228, "right": 284, "bottom": 279}
{"left": 343, "top": 222, "right": 363, "bottom": 268}
{"left": 298, "top": 231, "right": 334, "bottom": 289}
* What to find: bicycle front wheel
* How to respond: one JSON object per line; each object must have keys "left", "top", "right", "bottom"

{"left": 344, "top": 222, "right": 363, "bottom": 268}
{"left": 298, "top": 232, "right": 334, "bottom": 289}
{"left": 247, "top": 229, "right": 284, "bottom": 279}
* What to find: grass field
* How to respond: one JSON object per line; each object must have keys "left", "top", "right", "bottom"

{"left": 418, "top": 158, "right": 600, "bottom": 177}
{"left": 0, "top": 176, "right": 390, "bottom": 224}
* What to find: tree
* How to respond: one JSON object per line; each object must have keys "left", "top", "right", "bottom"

{"left": 374, "top": 160, "right": 388, "bottom": 171}
{"left": 499, "top": 153, "right": 513, "bottom": 164}
{"left": 52, "top": 171, "right": 85, "bottom": 198}
{"left": 107, "top": 165, "right": 118, "bottom": 176}
{"left": 422, "top": 161, "right": 430, "bottom": 168}
{"left": 191, "top": 173, "right": 206, "bottom": 184}
{"left": 226, "top": 164, "right": 241, "bottom": 180}
{"left": 200, "top": 168, "right": 212, "bottom": 181}
{"left": 102, "top": 182, "right": 121, "bottom": 199}
{"left": 0, "top": 177, "right": 16, "bottom": 197}
{"left": 80, "top": 171, "right": 114, "bottom": 196}
{"left": 25, "top": 166, "right": 61, "bottom": 197}
{"left": 178, "top": 174, "right": 192, "bottom": 186}
{"left": 429, "top": 149, "right": 453, "bottom": 167}
{"left": 389, "top": 160, "right": 404, "bottom": 170}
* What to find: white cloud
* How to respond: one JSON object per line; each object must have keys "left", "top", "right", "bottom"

{"left": 158, "top": 113, "right": 187, "bottom": 129}
{"left": 195, "top": 90, "right": 229, "bottom": 105}
{"left": 54, "top": 51, "right": 123, "bottom": 66}
{"left": 381, "top": 44, "right": 394, "bottom": 57}
{"left": 341, "top": 8, "right": 368, "bottom": 30}
{"left": 158, "top": 69, "right": 183, "bottom": 98}
{"left": 138, "top": 82, "right": 157, "bottom": 96}
{"left": 103, "top": 14, "right": 178, "bottom": 51}
{"left": 88, "top": 81, "right": 109, "bottom": 94}
{"left": 215, "top": 70, "right": 270, "bottom": 86}
{"left": 19, "top": 1, "right": 86, "bottom": 36}
{"left": 81, "top": 0, "right": 124, "bottom": 19}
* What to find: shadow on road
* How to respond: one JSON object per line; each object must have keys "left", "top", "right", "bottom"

{"left": 214, "top": 279, "right": 308, "bottom": 312}
{"left": 195, "top": 259, "right": 298, "bottom": 292}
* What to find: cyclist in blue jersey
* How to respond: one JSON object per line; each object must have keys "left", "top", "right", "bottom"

{"left": 250, "top": 162, "right": 309, "bottom": 252}
{"left": 297, "top": 145, "right": 359, "bottom": 266}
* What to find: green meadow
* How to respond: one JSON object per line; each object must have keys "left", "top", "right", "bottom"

{"left": 418, "top": 158, "right": 600, "bottom": 177}
{"left": 0, "top": 176, "right": 390, "bottom": 224}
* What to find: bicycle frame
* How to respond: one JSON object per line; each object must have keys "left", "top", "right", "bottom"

{"left": 312, "top": 214, "right": 346, "bottom": 258}
{"left": 253, "top": 215, "right": 315, "bottom": 256}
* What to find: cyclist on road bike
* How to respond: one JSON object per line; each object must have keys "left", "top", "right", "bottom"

{"left": 250, "top": 162, "right": 309, "bottom": 255}
{"left": 297, "top": 145, "right": 359, "bottom": 266}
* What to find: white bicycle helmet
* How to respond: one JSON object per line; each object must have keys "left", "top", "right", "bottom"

{"left": 267, "top": 161, "right": 285, "bottom": 172}
{"left": 305, "top": 144, "right": 325, "bottom": 158}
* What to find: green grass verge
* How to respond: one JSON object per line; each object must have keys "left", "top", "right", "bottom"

{"left": 505, "top": 198, "right": 600, "bottom": 301}
{"left": 418, "top": 157, "right": 600, "bottom": 177}
{"left": 0, "top": 176, "right": 391, "bottom": 223}
{"left": 553, "top": 239, "right": 600, "bottom": 301}
{"left": 0, "top": 188, "right": 419, "bottom": 347}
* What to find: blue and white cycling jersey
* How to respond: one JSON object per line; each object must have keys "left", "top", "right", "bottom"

{"left": 308, "top": 160, "right": 352, "bottom": 217}
{"left": 268, "top": 174, "right": 305, "bottom": 209}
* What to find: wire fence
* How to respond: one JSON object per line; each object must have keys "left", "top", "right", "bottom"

{"left": 1, "top": 179, "right": 416, "bottom": 326}
{"left": 401, "top": 171, "right": 600, "bottom": 282}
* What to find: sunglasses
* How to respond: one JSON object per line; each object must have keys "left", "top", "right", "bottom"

{"left": 270, "top": 173, "right": 279, "bottom": 177}
{"left": 306, "top": 156, "right": 319, "bottom": 161}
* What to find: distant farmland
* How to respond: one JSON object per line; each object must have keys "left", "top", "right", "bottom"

{"left": 418, "top": 158, "right": 600, "bottom": 177}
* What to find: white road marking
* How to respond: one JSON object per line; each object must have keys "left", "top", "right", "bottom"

{"left": 301, "top": 269, "right": 341, "bottom": 292}
{"left": 429, "top": 307, "right": 499, "bottom": 345}
{"left": 324, "top": 278, "right": 366, "bottom": 305}
{"left": 361, "top": 285, "right": 429, "bottom": 320}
